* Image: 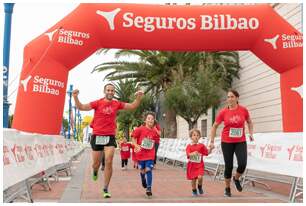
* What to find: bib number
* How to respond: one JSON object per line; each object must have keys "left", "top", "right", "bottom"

{"left": 95, "top": 136, "right": 110, "bottom": 145}
{"left": 122, "top": 146, "right": 129, "bottom": 152}
{"left": 141, "top": 138, "right": 154, "bottom": 150}
{"left": 229, "top": 128, "right": 243, "bottom": 138}
{"left": 189, "top": 153, "right": 201, "bottom": 163}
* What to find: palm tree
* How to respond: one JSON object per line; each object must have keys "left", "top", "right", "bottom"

{"left": 94, "top": 50, "right": 201, "bottom": 138}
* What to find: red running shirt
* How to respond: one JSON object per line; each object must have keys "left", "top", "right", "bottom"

{"left": 215, "top": 105, "right": 250, "bottom": 143}
{"left": 120, "top": 142, "right": 131, "bottom": 160}
{"left": 186, "top": 143, "right": 209, "bottom": 180}
{"left": 90, "top": 98, "right": 125, "bottom": 135}
{"left": 131, "top": 126, "right": 158, "bottom": 161}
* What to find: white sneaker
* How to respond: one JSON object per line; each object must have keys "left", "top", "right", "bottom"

{"left": 121, "top": 167, "right": 125, "bottom": 170}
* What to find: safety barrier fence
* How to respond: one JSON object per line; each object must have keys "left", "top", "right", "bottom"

{"left": 157, "top": 132, "right": 303, "bottom": 202}
{"left": 3, "top": 129, "right": 86, "bottom": 202}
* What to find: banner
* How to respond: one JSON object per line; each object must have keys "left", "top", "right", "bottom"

{"left": 158, "top": 132, "right": 303, "bottom": 178}
{"left": 3, "top": 129, "right": 84, "bottom": 190}
{"left": 12, "top": 4, "right": 302, "bottom": 134}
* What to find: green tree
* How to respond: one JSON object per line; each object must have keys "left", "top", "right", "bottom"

{"left": 165, "top": 69, "right": 222, "bottom": 130}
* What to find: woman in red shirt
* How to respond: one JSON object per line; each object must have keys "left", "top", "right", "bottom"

{"left": 131, "top": 111, "right": 159, "bottom": 198}
{"left": 209, "top": 89, "right": 254, "bottom": 197}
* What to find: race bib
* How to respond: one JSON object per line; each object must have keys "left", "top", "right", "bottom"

{"left": 121, "top": 146, "right": 129, "bottom": 152}
{"left": 141, "top": 138, "right": 154, "bottom": 150}
{"left": 95, "top": 136, "right": 110, "bottom": 145}
{"left": 189, "top": 153, "right": 201, "bottom": 163}
{"left": 229, "top": 128, "right": 243, "bottom": 138}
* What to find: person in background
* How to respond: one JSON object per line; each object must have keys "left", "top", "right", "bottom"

{"left": 119, "top": 137, "right": 132, "bottom": 170}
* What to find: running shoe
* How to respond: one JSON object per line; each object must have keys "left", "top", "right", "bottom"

{"left": 192, "top": 190, "right": 198, "bottom": 197}
{"left": 224, "top": 187, "right": 231, "bottom": 197}
{"left": 146, "top": 187, "right": 152, "bottom": 198}
{"left": 92, "top": 171, "right": 98, "bottom": 181}
{"left": 198, "top": 186, "right": 204, "bottom": 195}
{"left": 103, "top": 190, "right": 111, "bottom": 198}
{"left": 233, "top": 176, "right": 243, "bottom": 192}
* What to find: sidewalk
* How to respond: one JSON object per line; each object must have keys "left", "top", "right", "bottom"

{"left": 30, "top": 148, "right": 289, "bottom": 203}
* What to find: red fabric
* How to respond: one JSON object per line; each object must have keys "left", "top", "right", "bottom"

{"left": 120, "top": 142, "right": 131, "bottom": 159}
{"left": 215, "top": 105, "right": 250, "bottom": 143}
{"left": 131, "top": 144, "right": 137, "bottom": 162}
{"left": 186, "top": 143, "right": 209, "bottom": 180}
{"left": 153, "top": 124, "right": 161, "bottom": 144}
{"left": 89, "top": 98, "right": 125, "bottom": 135}
{"left": 131, "top": 125, "right": 158, "bottom": 161}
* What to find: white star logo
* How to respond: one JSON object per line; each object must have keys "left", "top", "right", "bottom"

{"left": 264, "top": 34, "right": 279, "bottom": 50}
{"left": 96, "top": 8, "right": 121, "bottom": 31}
{"left": 20, "top": 75, "right": 32, "bottom": 92}
{"left": 44, "top": 29, "right": 58, "bottom": 41}
{"left": 291, "top": 85, "right": 303, "bottom": 99}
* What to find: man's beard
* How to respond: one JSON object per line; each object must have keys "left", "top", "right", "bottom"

{"left": 105, "top": 94, "right": 113, "bottom": 100}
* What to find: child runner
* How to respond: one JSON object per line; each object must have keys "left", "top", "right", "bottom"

{"left": 131, "top": 111, "right": 159, "bottom": 198}
{"left": 186, "top": 129, "right": 211, "bottom": 196}
{"left": 119, "top": 137, "right": 132, "bottom": 170}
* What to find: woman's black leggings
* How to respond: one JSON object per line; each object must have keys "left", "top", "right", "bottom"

{"left": 221, "top": 142, "right": 247, "bottom": 179}
{"left": 154, "top": 143, "right": 159, "bottom": 164}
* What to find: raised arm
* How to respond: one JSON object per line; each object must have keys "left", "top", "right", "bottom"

{"left": 123, "top": 90, "right": 144, "bottom": 110}
{"left": 72, "top": 89, "right": 92, "bottom": 111}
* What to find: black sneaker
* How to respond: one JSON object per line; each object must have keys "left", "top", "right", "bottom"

{"left": 146, "top": 187, "right": 152, "bottom": 198}
{"left": 224, "top": 187, "right": 231, "bottom": 197}
{"left": 198, "top": 186, "right": 204, "bottom": 195}
{"left": 233, "top": 176, "right": 243, "bottom": 192}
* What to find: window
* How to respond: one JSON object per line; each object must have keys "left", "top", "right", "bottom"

{"left": 201, "top": 119, "right": 207, "bottom": 138}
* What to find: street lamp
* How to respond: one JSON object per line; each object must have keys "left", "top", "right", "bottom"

{"left": 77, "top": 110, "right": 82, "bottom": 141}
{"left": 73, "top": 105, "right": 77, "bottom": 140}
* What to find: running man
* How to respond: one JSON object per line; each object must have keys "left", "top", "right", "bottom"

{"left": 72, "top": 83, "right": 143, "bottom": 198}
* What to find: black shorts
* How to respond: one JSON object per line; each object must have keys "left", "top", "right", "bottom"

{"left": 90, "top": 134, "right": 117, "bottom": 151}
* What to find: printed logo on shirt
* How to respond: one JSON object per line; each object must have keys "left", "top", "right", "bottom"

{"left": 229, "top": 115, "right": 241, "bottom": 124}
{"left": 102, "top": 106, "right": 114, "bottom": 115}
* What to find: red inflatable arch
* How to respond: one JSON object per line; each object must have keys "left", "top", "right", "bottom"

{"left": 13, "top": 4, "right": 302, "bottom": 135}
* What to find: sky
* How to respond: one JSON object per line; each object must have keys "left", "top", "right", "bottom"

{"left": 2, "top": 0, "right": 303, "bottom": 120}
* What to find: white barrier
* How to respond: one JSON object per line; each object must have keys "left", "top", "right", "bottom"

{"left": 158, "top": 132, "right": 303, "bottom": 178}
{"left": 3, "top": 129, "right": 85, "bottom": 190}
